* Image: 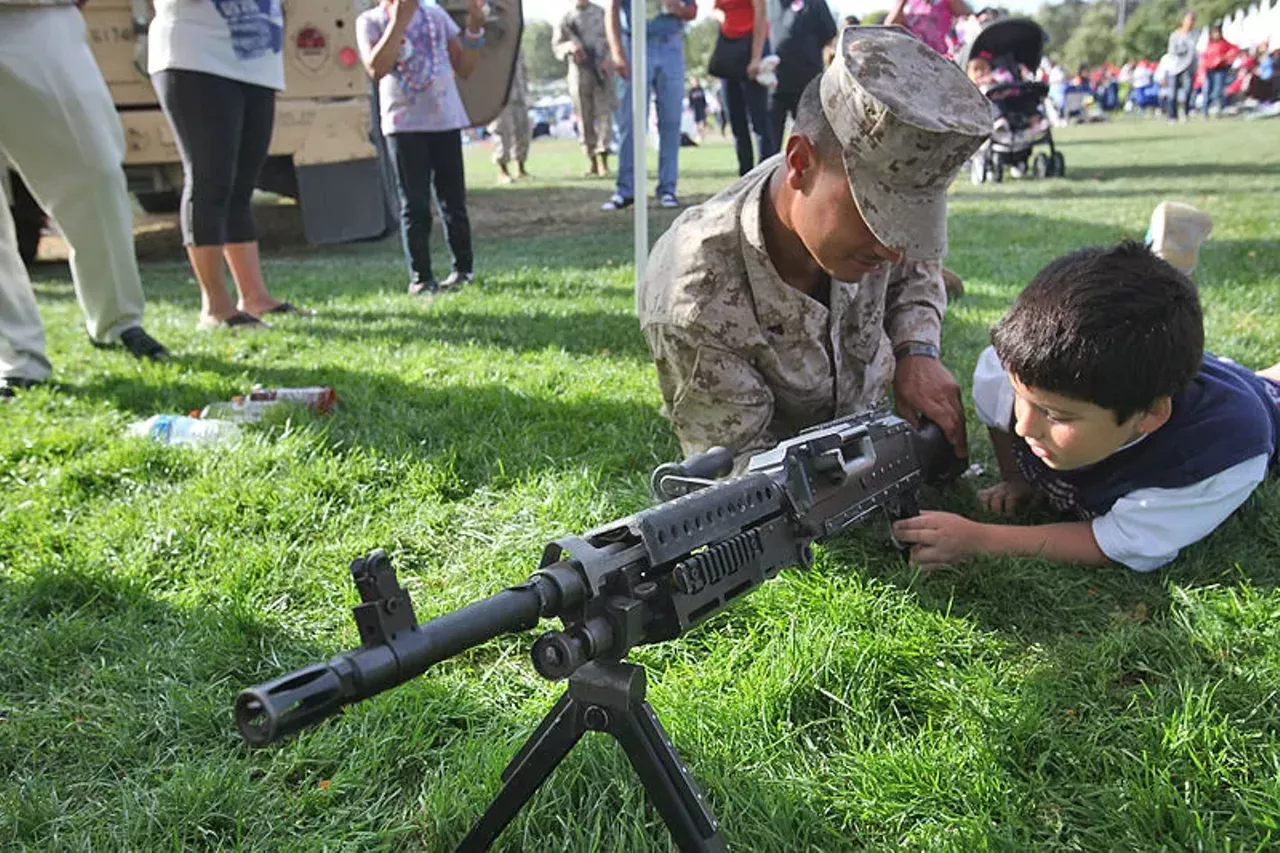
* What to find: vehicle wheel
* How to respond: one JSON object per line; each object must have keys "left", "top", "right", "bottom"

{"left": 135, "top": 190, "right": 181, "bottom": 214}
{"left": 969, "top": 155, "right": 986, "bottom": 185}
{"left": 1032, "top": 153, "right": 1050, "bottom": 179}
{"left": 990, "top": 160, "right": 1004, "bottom": 183}
{"left": 1049, "top": 152, "right": 1066, "bottom": 177}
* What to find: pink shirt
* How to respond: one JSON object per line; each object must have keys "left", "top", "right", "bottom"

{"left": 901, "top": 0, "right": 955, "bottom": 57}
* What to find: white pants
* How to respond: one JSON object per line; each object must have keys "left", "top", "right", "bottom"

{"left": 0, "top": 4, "right": 145, "bottom": 381}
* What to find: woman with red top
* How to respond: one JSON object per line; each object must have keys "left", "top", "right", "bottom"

{"left": 1200, "top": 25, "right": 1239, "bottom": 117}
{"left": 712, "top": 0, "right": 776, "bottom": 176}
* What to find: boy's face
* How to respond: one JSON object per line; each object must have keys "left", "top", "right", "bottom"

{"left": 1008, "top": 376, "right": 1169, "bottom": 470}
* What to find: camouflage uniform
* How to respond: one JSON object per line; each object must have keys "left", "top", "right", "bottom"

{"left": 488, "top": 53, "right": 530, "bottom": 165}
{"left": 552, "top": 1, "right": 616, "bottom": 156}
{"left": 637, "top": 26, "right": 990, "bottom": 465}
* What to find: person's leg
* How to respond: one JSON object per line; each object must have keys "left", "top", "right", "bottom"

{"left": 743, "top": 78, "right": 776, "bottom": 164}
{"left": 594, "top": 77, "right": 615, "bottom": 175}
{"left": 153, "top": 68, "right": 245, "bottom": 324}
{"left": 0, "top": 177, "right": 52, "bottom": 384}
{"left": 723, "top": 79, "right": 753, "bottom": 176}
{"left": 225, "top": 82, "right": 291, "bottom": 317}
{"left": 427, "top": 129, "right": 473, "bottom": 279}
{"left": 384, "top": 132, "right": 437, "bottom": 288}
{"left": 489, "top": 109, "right": 513, "bottom": 183}
{"left": 1147, "top": 201, "right": 1213, "bottom": 276}
{"left": 513, "top": 107, "right": 531, "bottom": 178}
{"left": 573, "top": 71, "right": 597, "bottom": 174}
{"left": 610, "top": 41, "right": 635, "bottom": 204}
{"left": 1167, "top": 73, "right": 1180, "bottom": 119}
{"left": 0, "top": 6, "right": 147, "bottom": 344}
{"left": 653, "top": 37, "right": 684, "bottom": 199}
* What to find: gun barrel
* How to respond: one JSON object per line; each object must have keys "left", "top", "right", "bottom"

{"left": 235, "top": 579, "right": 568, "bottom": 746}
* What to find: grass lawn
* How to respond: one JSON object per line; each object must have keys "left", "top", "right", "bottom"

{"left": 3, "top": 117, "right": 1280, "bottom": 851}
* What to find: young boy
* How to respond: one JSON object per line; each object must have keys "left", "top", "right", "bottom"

{"left": 894, "top": 241, "right": 1280, "bottom": 571}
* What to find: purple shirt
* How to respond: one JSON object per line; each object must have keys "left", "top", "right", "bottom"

{"left": 357, "top": 3, "right": 470, "bottom": 134}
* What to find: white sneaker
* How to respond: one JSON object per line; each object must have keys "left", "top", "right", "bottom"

{"left": 1147, "top": 201, "right": 1213, "bottom": 276}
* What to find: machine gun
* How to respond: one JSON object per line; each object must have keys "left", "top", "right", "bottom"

{"left": 234, "top": 409, "right": 961, "bottom": 852}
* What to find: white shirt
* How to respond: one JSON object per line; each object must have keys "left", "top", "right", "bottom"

{"left": 148, "top": 0, "right": 286, "bottom": 91}
{"left": 973, "top": 346, "right": 1269, "bottom": 572}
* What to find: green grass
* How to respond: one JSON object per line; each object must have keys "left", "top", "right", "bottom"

{"left": 3, "top": 117, "right": 1280, "bottom": 851}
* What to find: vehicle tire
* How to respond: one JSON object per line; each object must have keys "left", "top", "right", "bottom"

{"left": 135, "top": 190, "right": 181, "bottom": 214}
{"left": 1032, "top": 153, "right": 1050, "bottom": 179}
{"left": 1050, "top": 152, "right": 1066, "bottom": 177}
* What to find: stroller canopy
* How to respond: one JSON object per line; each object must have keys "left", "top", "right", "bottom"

{"left": 955, "top": 17, "right": 1049, "bottom": 74}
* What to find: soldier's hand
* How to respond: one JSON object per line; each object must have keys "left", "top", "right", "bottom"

{"left": 892, "top": 355, "right": 968, "bottom": 459}
{"left": 573, "top": 43, "right": 587, "bottom": 63}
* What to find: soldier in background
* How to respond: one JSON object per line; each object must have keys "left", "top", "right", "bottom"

{"left": 637, "top": 28, "right": 990, "bottom": 467}
{"left": 488, "top": 51, "right": 531, "bottom": 183}
{"left": 553, "top": 0, "right": 616, "bottom": 177}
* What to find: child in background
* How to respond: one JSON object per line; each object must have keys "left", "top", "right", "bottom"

{"left": 358, "top": 0, "right": 485, "bottom": 296}
{"left": 894, "top": 238, "right": 1280, "bottom": 572}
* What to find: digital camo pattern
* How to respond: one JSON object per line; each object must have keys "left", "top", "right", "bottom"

{"left": 638, "top": 164, "right": 946, "bottom": 467}
{"left": 552, "top": 0, "right": 617, "bottom": 142}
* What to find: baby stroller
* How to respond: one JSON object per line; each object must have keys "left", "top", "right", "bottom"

{"left": 955, "top": 17, "right": 1064, "bottom": 183}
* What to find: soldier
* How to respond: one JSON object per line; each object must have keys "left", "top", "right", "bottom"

{"left": 488, "top": 52, "right": 531, "bottom": 183}
{"left": 553, "top": 0, "right": 616, "bottom": 177}
{"left": 637, "top": 26, "right": 990, "bottom": 468}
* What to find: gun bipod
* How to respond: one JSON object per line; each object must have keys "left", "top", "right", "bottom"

{"left": 458, "top": 660, "right": 726, "bottom": 852}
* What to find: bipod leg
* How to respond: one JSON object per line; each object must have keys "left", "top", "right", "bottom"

{"left": 456, "top": 692, "right": 586, "bottom": 852}
{"left": 573, "top": 661, "right": 726, "bottom": 853}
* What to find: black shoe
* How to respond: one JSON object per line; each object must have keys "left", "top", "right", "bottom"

{"left": 408, "top": 279, "right": 439, "bottom": 296}
{"left": 119, "top": 327, "right": 170, "bottom": 361}
{"left": 601, "top": 194, "right": 634, "bottom": 211}
{"left": 440, "top": 271, "right": 472, "bottom": 292}
{"left": 92, "top": 326, "right": 170, "bottom": 361}
{"left": 0, "top": 376, "right": 43, "bottom": 399}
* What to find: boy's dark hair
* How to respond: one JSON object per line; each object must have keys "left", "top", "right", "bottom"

{"left": 791, "top": 78, "right": 843, "bottom": 168}
{"left": 991, "top": 241, "right": 1204, "bottom": 423}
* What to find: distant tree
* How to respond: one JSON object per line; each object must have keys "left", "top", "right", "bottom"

{"left": 862, "top": 9, "right": 889, "bottom": 24}
{"left": 1036, "top": 0, "right": 1089, "bottom": 55}
{"left": 1060, "top": 1, "right": 1117, "bottom": 70}
{"left": 1120, "top": 0, "right": 1183, "bottom": 61}
{"left": 523, "top": 20, "right": 567, "bottom": 83}
{"left": 684, "top": 18, "right": 720, "bottom": 81}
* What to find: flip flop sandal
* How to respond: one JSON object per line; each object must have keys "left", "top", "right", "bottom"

{"left": 262, "top": 301, "right": 316, "bottom": 317}
{"left": 198, "top": 311, "right": 271, "bottom": 331}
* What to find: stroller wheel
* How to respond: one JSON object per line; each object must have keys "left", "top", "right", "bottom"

{"left": 1050, "top": 151, "right": 1066, "bottom": 177}
{"left": 1032, "top": 153, "right": 1050, "bottom": 179}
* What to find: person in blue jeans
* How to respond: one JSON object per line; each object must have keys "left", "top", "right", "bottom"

{"left": 602, "top": 0, "right": 697, "bottom": 211}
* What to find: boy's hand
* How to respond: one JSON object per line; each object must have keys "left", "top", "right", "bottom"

{"left": 390, "top": 0, "right": 417, "bottom": 30}
{"left": 892, "top": 511, "right": 987, "bottom": 569}
{"left": 978, "top": 480, "right": 1039, "bottom": 514}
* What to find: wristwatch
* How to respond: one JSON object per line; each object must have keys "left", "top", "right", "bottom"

{"left": 893, "top": 341, "right": 941, "bottom": 360}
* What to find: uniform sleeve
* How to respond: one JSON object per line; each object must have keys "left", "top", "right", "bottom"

{"left": 972, "top": 345, "right": 1015, "bottom": 430}
{"left": 882, "top": 258, "right": 945, "bottom": 350}
{"left": 1090, "top": 455, "right": 1270, "bottom": 572}
{"left": 643, "top": 322, "right": 778, "bottom": 469}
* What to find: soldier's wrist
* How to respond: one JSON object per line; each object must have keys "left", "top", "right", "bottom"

{"left": 894, "top": 341, "right": 941, "bottom": 360}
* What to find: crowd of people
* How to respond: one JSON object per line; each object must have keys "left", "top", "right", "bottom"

{"left": 4, "top": 0, "right": 1279, "bottom": 574}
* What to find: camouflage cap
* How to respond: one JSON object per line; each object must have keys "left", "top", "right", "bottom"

{"left": 819, "top": 26, "right": 991, "bottom": 259}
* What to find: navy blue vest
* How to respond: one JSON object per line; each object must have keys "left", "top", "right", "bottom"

{"left": 1012, "top": 355, "right": 1280, "bottom": 520}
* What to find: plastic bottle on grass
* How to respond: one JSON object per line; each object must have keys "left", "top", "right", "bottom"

{"left": 127, "top": 415, "right": 242, "bottom": 446}
{"left": 247, "top": 386, "right": 338, "bottom": 413}
{"left": 198, "top": 397, "right": 282, "bottom": 423}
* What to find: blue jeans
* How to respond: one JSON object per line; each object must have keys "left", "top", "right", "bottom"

{"left": 384, "top": 130, "right": 472, "bottom": 284}
{"left": 1203, "top": 67, "right": 1229, "bottom": 115}
{"left": 614, "top": 34, "right": 684, "bottom": 200}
